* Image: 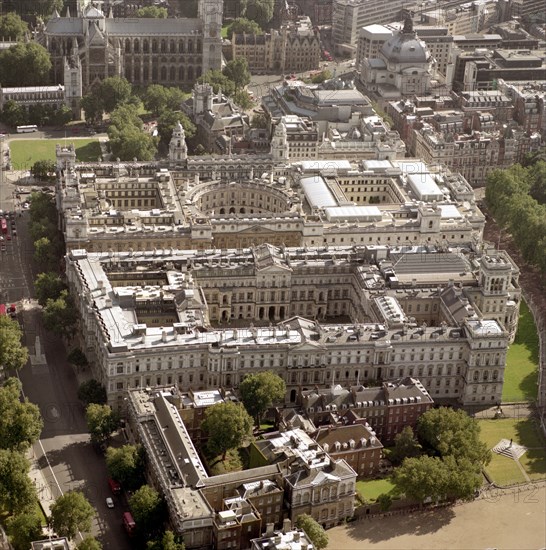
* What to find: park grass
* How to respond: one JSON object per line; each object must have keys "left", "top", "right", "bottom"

{"left": 479, "top": 418, "right": 546, "bottom": 485}
{"left": 356, "top": 478, "right": 396, "bottom": 502}
{"left": 502, "top": 300, "right": 539, "bottom": 402}
{"left": 10, "top": 138, "right": 102, "bottom": 169}
{"left": 221, "top": 25, "right": 229, "bottom": 38}
{"left": 206, "top": 448, "right": 245, "bottom": 476}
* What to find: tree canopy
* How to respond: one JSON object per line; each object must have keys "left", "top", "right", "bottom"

{"left": 6, "top": 510, "right": 43, "bottom": 550}
{"left": 129, "top": 485, "right": 166, "bottom": 538}
{"left": 146, "top": 531, "right": 185, "bottom": 550}
{"left": 417, "top": 407, "right": 490, "bottom": 466}
{"left": 202, "top": 401, "right": 254, "bottom": 460}
{"left": 85, "top": 403, "right": 119, "bottom": 444}
{"left": 77, "top": 379, "right": 107, "bottom": 406}
{"left": 0, "top": 450, "right": 36, "bottom": 514}
{"left": 198, "top": 70, "right": 236, "bottom": 97}
{"left": 76, "top": 537, "right": 102, "bottom": 550}
{"left": 31, "top": 159, "right": 56, "bottom": 181}
{"left": 0, "top": 13, "right": 28, "bottom": 40}
{"left": 0, "top": 315, "right": 29, "bottom": 373}
{"left": 223, "top": 58, "right": 251, "bottom": 90}
{"left": 42, "top": 290, "right": 78, "bottom": 338}
{"left": 227, "top": 17, "right": 262, "bottom": 38}
{"left": 392, "top": 455, "right": 448, "bottom": 504}
{"left": 143, "top": 85, "right": 187, "bottom": 116}
{"left": 105, "top": 444, "right": 145, "bottom": 490}
{"left": 4, "top": 0, "right": 63, "bottom": 19}
{"left": 50, "top": 491, "right": 95, "bottom": 540}
{"left": 295, "top": 514, "right": 328, "bottom": 550}
{"left": 96, "top": 76, "right": 133, "bottom": 113}
{"left": 243, "top": 0, "right": 274, "bottom": 28}
{"left": 157, "top": 109, "right": 195, "bottom": 148}
{"left": 240, "top": 371, "right": 286, "bottom": 425}
{"left": 136, "top": 6, "right": 168, "bottom": 18}
{"left": 0, "top": 42, "right": 51, "bottom": 87}
{"left": 486, "top": 163, "right": 546, "bottom": 274}
{"left": 34, "top": 273, "right": 66, "bottom": 307}
{"left": 389, "top": 426, "right": 422, "bottom": 466}
{"left": 0, "top": 378, "right": 43, "bottom": 451}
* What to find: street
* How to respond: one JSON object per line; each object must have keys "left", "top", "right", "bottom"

{"left": 0, "top": 194, "right": 131, "bottom": 548}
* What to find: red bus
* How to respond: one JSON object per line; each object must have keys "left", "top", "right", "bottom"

{"left": 0, "top": 305, "right": 6, "bottom": 316}
{"left": 108, "top": 478, "right": 121, "bottom": 495}
{"left": 1, "top": 219, "right": 7, "bottom": 234}
{"left": 122, "top": 511, "right": 136, "bottom": 535}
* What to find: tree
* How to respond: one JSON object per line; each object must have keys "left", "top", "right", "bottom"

{"left": 243, "top": 0, "right": 274, "bottom": 28}
{"left": 223, "top": 58, "right": 251, "bottom": 90}
{"left": 108, "top": 125, "right": 158, "bottom": 161}
{"left": 0, "top": 450, "right": 36, "bottom": 514}
{"left": 376, "top": 493, "right": 393, "bottom": 511}
{"left": 0, "top": 315, "right": 29, "bottom": 373}
{"left": 232, "top": 89, "right": 254, "bottom": 110}
{"left": 0, "top": 13, "right": 28, "bottom": 40}
{"left": 251, "top": 112, "right": 268, "bottom": 129}
{"left": 147, "top": 531, "right": 186, "bottom": 550}
{"left": 0, "top": 378, "right": 43, "bottom": 451}
{"left": 31, "top": 159, "right": 56, "bottom": 181}
{"left": 6, "top": 510, "right": 43, "bottom": 550}
{"left": 34, "top": 273, "right": 66, "bottom": 307}
{"left": 143, "top": 85, "right": 187, "bottom": 116}
{"left": 202, "top": 402, "right": 254, "bottom": 460}
{"left": 239, "top": 371, "right": 286, "bottom": 425}
{"left": 29, "top": 191, "right": 56, "bottom": 222}
{"left": 50, "top": 491, "right": 95, "bottom": 540}
{"left": 136, "top": 6, "right": 168, "bottom": 18}
{"left": 157, "top": 110, "right": 195, "bottom": 147}
{"left": 85, "top": 403, "right": 119, "bottom": 444}
{"left": 392, "top": 455, "right": 448, "bottom": 505}
{"left": 295, "top": 514, "right": 328, "bottom": 550}
{"left": 227, "top": 17, "right": 262, "bottom": 39}
{"left": 67, "top": 348, "right": 88, "bottom": 368}
{"left": 0, "top": 42, "right": 51, "bottom": 87}
{"left": 529, "top": 161, "right": 546, "bottom": 205}
{"left": 80, "top": 94, "right": 104, "bottom": 124}
{"left": 0, "top": 99, "right": 27, "bottom": 128}
{"left": 5, "top": 0, "right": 64, "bottom": 19}
{"left": 129, "top": 485, "right": 166, "bottom": 538}
{"left": 389, "top": 426, "right": 422, "bottom": 466}
{"left": 105, "top": 444, "right": 145, "bottom": 490}
{"left": 76, "top": 537, "right": 102, "bottom": 550}
{"left": 442, "top": 455, "right": 482, "bottom": 501}
{"left": 198, "top": 69, "right": 236, "bottom": 96}
{"left": 311, "top": 69, "right": 332, "bottom": 84}
{"left": 34, "top": 237, "right": 57, "bottom": 270}
{"left": 97, "top": 76, "right": 133, "bottom": 113}
{"left": 42, "top": 290, "right": 78, "bottom": 338}
{"left": 77, "top": 379, "right": 107, "bottom": 406}
{"left": 417, "top": 407, "right": 490, "bottom": 466}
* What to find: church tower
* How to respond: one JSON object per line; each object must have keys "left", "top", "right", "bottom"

{"left": 199, "top": 0, "right": 223, "bottom": 73}
{"left": 271, "top": 121, "right": 289, "bottom": 162}
{"left": 64, "top": 39, "right": 83, "bottom": 119}
{"left": 169, "top": 121, "right": 188, "bottom": 167}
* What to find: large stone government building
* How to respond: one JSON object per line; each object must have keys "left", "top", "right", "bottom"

{"left": 40, "top": 0, "right": 223, "bottom": 92}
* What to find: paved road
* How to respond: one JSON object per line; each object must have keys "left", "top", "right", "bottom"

{"left": 1, "top": 206, "right": 131, "bottom": 548}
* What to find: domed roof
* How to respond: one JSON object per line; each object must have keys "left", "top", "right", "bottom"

{"left": 380, "top": 30, "right": 430, "bottom": 64}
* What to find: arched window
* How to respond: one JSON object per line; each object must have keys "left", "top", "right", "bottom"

{"left": 161, "top": 39, "right": 167, "bottom": 53}
{"left": 188, "top": 40, "right": 193, "bottom": 53}
{"left": 152, "top": 39, "right": 158, "bottom": 53}
{"left": 169, "top": 66, "right": 175, "bottom": 81}
{"left": 179, "top": 66, "right": 185, "bottom": 80}
{"left": 125, "top": 39, "right": 131, "bottom": 53}
{"left": 170, "top": 40, "right": 176, "bottom": 53}
{"left": 187, "top": 66, "right": 194, "bottom": 80}
{"left": 134, "top": 39, "right": 140, "bottom": 53}
{"left": 152, "top": 66, "right": 158, "bottom": 80}
{"left": 196, "top": 39, "right": 202, "bottom": 53}
{"left": 143, "top": 39, "right": 149, "bottom": 53}
{"left": 143, "top": 65, "right": 149, "bottom": 81}
{"left": 196, "top": 67, "right": 202, "bottom": 78}
{"left": 160, "top": 66, "right": 167, "bottom": 80}
{"left": 178, "top": 40, "right": 185, "bottom": 53}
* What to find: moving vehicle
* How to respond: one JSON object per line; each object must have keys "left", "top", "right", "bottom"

{"left": 108, "top": 478, "right": 121, "bottom": 495}
{"left": 106, "top": 497, "right": 114, "bottom": 508}
{"left": 1, "top": 218, "right": 7, "bottom": 234}
{"left": 122, "top": 511, "right": 136, "bottom": 535}
{"left": 16, "top": 125, "right": 38, "bottom": 133}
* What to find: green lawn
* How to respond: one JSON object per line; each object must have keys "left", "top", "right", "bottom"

{"left": 503, "top": 300, "right": 539, "bottom": 402}
{"left": 10, "top": 138, "right": 102, "bottom": 169}
{"left": 356, "top": 478, "right": 396, "bottom": 502}
{"left": 479, "top": 418, "right": 546, "bottom": 486}
{"left": 221, "top": 25, "right": 230, "bottom": 38}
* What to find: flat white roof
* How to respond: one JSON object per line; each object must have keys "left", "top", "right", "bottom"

{"left": 438, "top": 204, "right": 462, "bottom": 219}
{"left": 300, "top": 176, "right": 337, "bottom": 208}
{"left": 407, "top": 173, "right": 443, "bottom": 201}
{"left": 324, "top": 206, "right": 382, "bottom": 222}
{"left": 467, "top": 319, "right": 503, "bottom": 336}
{"left": 300, "top": 160, "right": 352, "bottom": 172}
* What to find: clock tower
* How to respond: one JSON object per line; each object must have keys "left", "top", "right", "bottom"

{"left": 199, "top": 0, "right": 223, "bottom": 73}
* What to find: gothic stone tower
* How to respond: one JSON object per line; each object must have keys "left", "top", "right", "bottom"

{"left": 199, "top": 0, "right": 223, "bottom": 73}
{"left": 169, "top": 121, "right": 188, "bottom": 167}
